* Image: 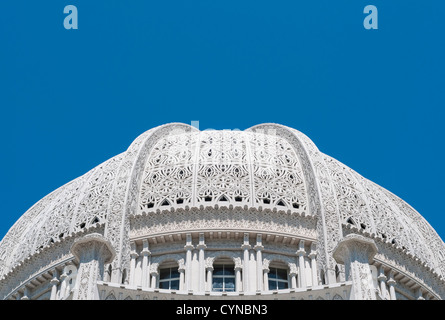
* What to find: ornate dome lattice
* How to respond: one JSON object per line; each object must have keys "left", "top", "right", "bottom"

{"left": 0, "top": 122, "right": 444, "bottom": 290}
{"left": 138, "top": 130, "right": 308, "bottom": 214}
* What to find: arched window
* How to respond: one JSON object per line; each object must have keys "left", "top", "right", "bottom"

{"left": 212, "top": 259, "right": 236, "bottom": 292}
{"left": 268, "top": 265, "right": 289, "bottom": 290}
{"left": 159, "top": 261, "right": 180, "bottom": 290}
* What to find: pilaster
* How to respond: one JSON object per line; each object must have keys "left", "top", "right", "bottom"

{"left": 129, "top": 241, "right": 139, "bottom": 286}
{"left": 184, "top": 233, "right": 194, "bottom": 292}
{"left": 254, "top": 234, "right": 264, "bottom": 293}
{"left": 296, "top": 240, "right": 307, "bottom": 288}
{"left": 197, "top": 233, "right": 207, "bottom": 292}
{"left": 262, "top": 258, "right": 270, "bottom": 291}
{"left": 140, "top": 239, "right": 151, "bottom": 288}
{"left": 241, "top": 233, "right": 251, "bottom": 292}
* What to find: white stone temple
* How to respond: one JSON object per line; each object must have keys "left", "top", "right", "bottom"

{"left": 0, "top": 123, "right": 444, "bottom": 300}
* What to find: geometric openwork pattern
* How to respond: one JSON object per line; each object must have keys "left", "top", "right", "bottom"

{"left": 0, "top": 153, "right": 124, "bottom": 277}
{"left": 323, "top": 154, "right": 444, "bottom": 275}
{"left": 138, "top": 131, "right": 308, "bottom": 213}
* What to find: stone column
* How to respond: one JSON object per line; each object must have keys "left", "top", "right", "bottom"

{"left": 204, "top": 257, "right": 214, "bottom": 292}
{"left": 197, "top": 233, "right": 207, "bottom": 292}
{"left": 129, "top": 241, "right": 139, "bottom": 286}
{"left": 234, "top": 257, "right": 243, "bottom": 293}
{"left": 191, "top": 250, "right": 199, "bottom": 292}
{"left": 184, "top": 233, "right": 194, "bottom": 292}
{"left": 288, "top": 263, "right": 297, "bottom": 289}
{"left": 248, "top": 250, "right": 257, "bottom": 292}
{"left": 333, "top": 234, "right": 378, "bottom": 300}
{"left": 205, "top": 257, "right": 214, "bottom": 292}
{"left": 262, "top": 258, "right": 270, "bottom": 291}
{"left": 296, "top": 240, "right": 307, "bottom": 288}
{"left": 377, "top": 266, "right": 387, "bottom": 300}
{"left": 254, "top": 234, "right": 264, "bottom": 293}
{"left": 241, "top": 233, "right": 251, "bottom": 292}
{"left": 387, "top": 270, "right": 397, "bottom": 300}
{"left": 50, "top": 269, "right": 60, "bottom": 300}
{"left": 150, "top": 263, "right": 159, "bottom": 289}
{"left": 206, "top": 266, "right": 214, "bottom": 292}
{"left": 70, "top": 233, "right": 116, "bottom": 300}
{"left": 58, "top": 265, "right": 77, "bottom": 299}
{"left": 178, "top": 259, "right": 186, "bottom": 291}
{"left": 308, "top": 243, "right": 318, "bottom": 287}
{"left": 140, "top": 239, "right": 151, "bottom": 288}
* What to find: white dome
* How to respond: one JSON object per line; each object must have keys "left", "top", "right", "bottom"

{"left": 1, "top": 123, "right": 444, "bottom": 300}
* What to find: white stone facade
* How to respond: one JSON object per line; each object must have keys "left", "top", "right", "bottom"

{"left": 0, "top": 123, "right": 444, "bottom": 300}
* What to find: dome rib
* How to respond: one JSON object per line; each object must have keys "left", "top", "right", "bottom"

{"left": 104, "top": 123, "right": 197, "bottom": 283}
{"left": 246, "top": 123, "right": 341, "bottom": 284}
{"left": 242, "top": 130, "right": 256, "bottom": 208}
{"left": 190, "top": 130, "right": 202, "bottom": 207}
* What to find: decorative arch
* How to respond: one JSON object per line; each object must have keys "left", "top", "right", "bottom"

{"left": 152, "top": 253, "right": 185, "bottom": 266}
{"left": 262, "top": 253, "right": 295, "bottom": 266}
{"left": 205, "top": 250, "right": 242, "bottom": 266}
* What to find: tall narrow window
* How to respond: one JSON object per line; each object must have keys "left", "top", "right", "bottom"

{"left": 212, "top": 264, "right": 235, "bottom": 292}
{"left": 159, "top": 267, "right": 180, "bottom": 290}
{"left": 268, "top": 267, "right": 289, "bottom": 290}
{"left": 121, "top": 269, "right": 127, "bottom": 285}
{"left": 335, "top": 265, "right": 341, "bottom": 282}
{"left": 320, "top": 269, "right": 326, "bottom": 285}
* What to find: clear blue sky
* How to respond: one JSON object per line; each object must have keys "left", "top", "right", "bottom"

{"left": 0, "top": 1, "right": 444, "bottom": 242}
